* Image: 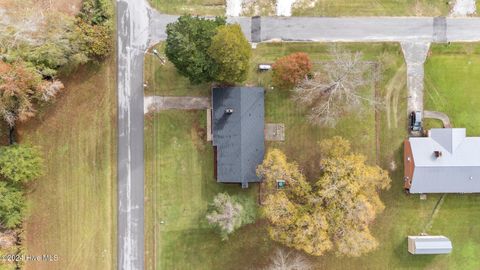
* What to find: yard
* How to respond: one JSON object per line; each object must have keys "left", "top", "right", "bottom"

{"left": 292, "top": 0, "right": 451, "bottom": 16}
{"left": 145, "top": 42, "right": 480, "bottom": 269}
{"left": 425, "top": 43, "right": 480, "bottom": 135}
{"left": 148, "top": 0, "right": 225, "bottom": 16}
{"left": 147, "top": 0, "right": 455, "bottom": 16}
{"left": 17, "top": 59, "right": 117, "bottom": 270}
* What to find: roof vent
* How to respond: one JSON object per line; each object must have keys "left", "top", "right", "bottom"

{"left": 434, "top": 151, "right": 442, "bottom": 158}
{"left": 225, "top": 108, "right": 234, "bottom": 114}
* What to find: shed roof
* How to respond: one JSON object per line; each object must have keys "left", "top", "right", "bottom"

{"left": 408, "top": 128, "right": 480, "bottom": 193}
{"left": 408, "top": 236, "right": 452, "bottom": 254}
{"left": 212, "top": 87, "right": 265, "bottom": 188}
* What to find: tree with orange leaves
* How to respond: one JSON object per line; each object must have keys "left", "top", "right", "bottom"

{"left": 272, "top": 52, "right": 312, "bottom": 89}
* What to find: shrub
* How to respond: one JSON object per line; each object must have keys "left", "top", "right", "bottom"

{"left": 0, "top": 182, "right": 26, "bottom": 229}
{"left": 272, "top": 52, "right": 312, "bottom": 89}
{"left": 0, "top": 144, "right": 44, "bottom": 183}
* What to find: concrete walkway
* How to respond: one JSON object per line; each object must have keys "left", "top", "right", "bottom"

{"left": 144, "top": 96, "right": 210, "bottom": 113}
{"left": 424, "top": 110, "right": 452, "bottom": 128}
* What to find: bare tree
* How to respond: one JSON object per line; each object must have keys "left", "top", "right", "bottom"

{"left": 293, "top": 46, "right": 376, "bottom": 127}
{"left": 265, "top": 248, "right": 313, "bottom": 270}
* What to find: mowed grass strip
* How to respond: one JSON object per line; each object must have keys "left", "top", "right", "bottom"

{"left": 293, "top": 0, "right": 451, "bottom": 16}
{"left": 18, "top": 60, "right": 116, "bottom": 270}
{"left": 149, "top": 0, "right": 225, "bottom": 16}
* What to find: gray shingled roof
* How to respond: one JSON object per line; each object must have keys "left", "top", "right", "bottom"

{"left": 212, "top": 87, "right": 265, "bottom": 188}
{"left": 409, "top": 128, "right": 480, "bottom": 193}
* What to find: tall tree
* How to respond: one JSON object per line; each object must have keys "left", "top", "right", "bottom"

{"left": 293, "top": 46, "right": 374, "bottom": 127}
{"left": 206, "top": 193, "right": 255, "bottom": 240}
{"left": 272, "top": 52, "right": 312, "bottom": 89}
{"left": 0, "top": 182, "right": 26, "bottom": 229}
{"left": 165, "top": 15, "right": 226, "bottom": 84}
{"left": 260, "top": 152, "right": 331, "bottom": 256}
{"left": 208, "top": 24, "right": 251, "bottom": 84}
{"left": 258, "top": 138, "right": 391, "bottom": 257}
{"left": 0, "top": 144, "right": 44, "bottom": 184}
{"left": 316, "top": 136, "right": 390, "bottom": 256}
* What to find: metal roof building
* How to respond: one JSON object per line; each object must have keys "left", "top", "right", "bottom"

{"left": 407, "top": 236, "right": 452, "bottom": 255}
{"left": 404, "top": 128, "right": 480, "bottom": 193}
{"left": 212, "top": 87, "right": 265, "bottom": 188}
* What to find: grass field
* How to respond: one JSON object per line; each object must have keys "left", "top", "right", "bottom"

{"left": 145, "top": 42, "right": 480, "bottom": 269}
{"left": 148, "top": 0, "right": 225, "bottom": 16}
{"left": 293, "top": 0, "right": 451, "bottom": 16}
{"left": 17, "top": 59, "right": 117, "bottom": 270}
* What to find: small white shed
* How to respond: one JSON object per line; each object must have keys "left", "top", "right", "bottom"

{"left": 407, "top": 236, "right": 452, "bottom": 255}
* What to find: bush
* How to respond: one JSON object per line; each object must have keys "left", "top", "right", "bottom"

{"left": 272, "top": 52, "right": 312, "bottom": 89}
{"left": 0, "top": 144, "right": 44, "bottom": 183}
{"left": 208, "top": 24, "right": 251, "bottom": 84}
{"left": 0, "top": 182, "right": 26, "bottom": 229}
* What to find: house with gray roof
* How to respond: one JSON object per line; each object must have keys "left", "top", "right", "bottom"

{"left": 404, "top": 128, "right": 480, "bottom": 193}
{"left": 211, "top": 87, "right": 265, "bottom": 188}
{"left": 407, "top": 236, "right": 452, "bottom": 255}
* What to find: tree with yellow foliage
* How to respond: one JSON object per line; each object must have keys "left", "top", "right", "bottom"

{"left": 258, "top": 136, "right": 391, "bottom": 257}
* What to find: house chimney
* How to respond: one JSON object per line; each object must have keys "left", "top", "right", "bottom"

{"left": 225, "top": 108, "right": 234, "bottom": 114}
{"left": 434, "top": 151, "right": 442, "bottom": 158}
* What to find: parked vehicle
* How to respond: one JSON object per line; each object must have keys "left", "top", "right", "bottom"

{"left": 410, "top": 111, "right": 422, "bottom": 131}
{"left": 257, "top": 64, "right": 272, "bottom": 72}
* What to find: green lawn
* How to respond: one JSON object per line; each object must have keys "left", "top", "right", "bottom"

{"left": 144, "top": 111, "right": 268, "bottom": 270}
{"left": 293, "top": 0, "right": 451, "bottom": 16}
{"left": 145, "top": 42, "right": 480, "bottom": 269}
{"left": 17, "top": 60, "right": 117, "bottom": 270}
{"left": 425, "top": 43, "right": 480, "bottom": 135}
{"left": 148, "top": 0, "right": 225, "bottom": 16}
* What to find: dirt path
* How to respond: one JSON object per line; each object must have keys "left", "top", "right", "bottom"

{"left": 385, "top": 63, "right": 407, "bottom": 129}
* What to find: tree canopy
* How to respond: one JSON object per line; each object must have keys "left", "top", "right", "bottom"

{"left": 272, "top": 52, "right": 312, "bottom": 89}
{"left": 0, "top": 61, "right": 42, "bottom": 127}
{"left": 0, "top": 144, "right": 44, "bottom": 183}
{"left": 258, "top": 137, "right": 391, "bottom": 257}
{"left": 208, "top": 24, "right": 251, "bottom": 84}
{"left": 165, "top": 15, "right": 226, "bottom": 84}
{"left": 0, "top": 182, "right": 26, "bottom": 229}
{"left": 206, "top": 192, "right": 255, "bottom": 240}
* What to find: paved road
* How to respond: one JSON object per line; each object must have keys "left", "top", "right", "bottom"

{"left": 117, "top": 1, "right": 151, "bottom": 270}
{"left": 259, "top": 17, "right": 480, "bottom": 42}
{"left": 148, "top": 15, "right": 480, "bottom": 43}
